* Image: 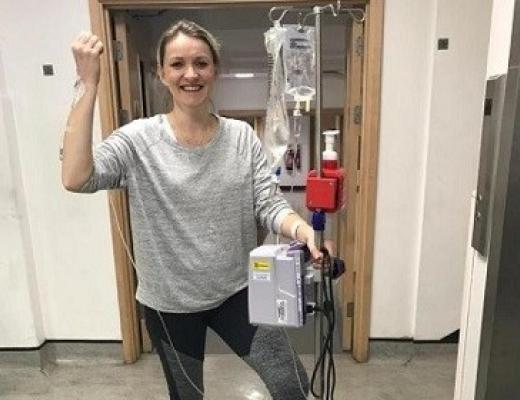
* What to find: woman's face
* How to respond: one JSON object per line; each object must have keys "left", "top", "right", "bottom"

{"left": 159, "top": 33, "right": 216, "bottom": 111}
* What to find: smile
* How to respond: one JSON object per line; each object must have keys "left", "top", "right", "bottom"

{"left": 180, "top": 85, "right": 204, "bottom": 92}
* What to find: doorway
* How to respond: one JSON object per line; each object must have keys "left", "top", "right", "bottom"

{"left": 88, "top": 0, "right": 383, "bottom": 364}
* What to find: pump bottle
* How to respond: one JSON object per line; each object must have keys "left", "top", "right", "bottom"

{"left": 322, "top": 130, "right": 339, "bottom": 170}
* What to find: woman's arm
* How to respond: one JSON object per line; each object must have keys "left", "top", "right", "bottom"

{"left": 61, "top": 32, "right": 103, "bottom": 191}
{"left": 247, "top": 125, "right": 322, "bottom": 259}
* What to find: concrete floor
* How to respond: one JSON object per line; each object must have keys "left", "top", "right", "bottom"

{"left": 0, "top": 342, "right": 457, "bottom": 400}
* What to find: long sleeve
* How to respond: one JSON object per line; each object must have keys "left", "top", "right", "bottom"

{"left": 250, "top": 128, "right": 293, "bottom": 233}
{"left": 79, "top": 125, "right": 136, "bottom": 193}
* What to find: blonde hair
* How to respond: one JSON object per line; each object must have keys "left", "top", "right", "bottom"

{"left": 156, "top": 20, "right": 221, "bottom": 68}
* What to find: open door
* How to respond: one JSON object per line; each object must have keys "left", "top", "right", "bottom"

{"left": 114, "top": 13, "right": 145, "bottom": 125}
{"left": 89, "top": 0, "right": 383, "bottom": 365}
{"left": 111, "top": 12, "right": 150, "bottom": 361}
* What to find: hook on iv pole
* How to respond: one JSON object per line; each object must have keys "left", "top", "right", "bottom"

{"left": 268, "top": 7, "right": 291, "bottom": 25}
{"left": 298, "top": 3, "right": 365, "bottom": 26}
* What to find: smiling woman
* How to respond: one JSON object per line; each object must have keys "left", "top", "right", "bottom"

{"left": 157, "top": 21, "right": 220, "bottom": 146}
{"left": 61, "top": 18, "right": 321, "bottom": 400}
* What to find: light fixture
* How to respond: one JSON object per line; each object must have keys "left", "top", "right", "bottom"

{"left": 233, "top": 72, "right": 255, "bottom": 79}
{"left": 219, "top": 72, "right": 267, "bottom": 79}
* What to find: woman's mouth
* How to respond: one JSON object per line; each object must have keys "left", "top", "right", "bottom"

{"left": 180, "top": 85, "right": 204, "bottom": 92}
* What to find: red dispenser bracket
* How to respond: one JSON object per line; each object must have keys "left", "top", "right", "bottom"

{"left": 306, "top": 167, "right": 345, "bottom": 213}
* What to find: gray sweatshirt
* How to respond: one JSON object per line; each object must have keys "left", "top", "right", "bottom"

{"left": 80, "top": 114, "right": 293, "bottom": 312}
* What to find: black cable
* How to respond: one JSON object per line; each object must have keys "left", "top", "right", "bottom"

{"left": 323, "top": 251, "right": 334, "bottom": 400}
{"left": 320, "top": 255, "right": 328, "bottom": 397}
{"left": 310, "top": 254, "right": 327, "bottom": 398}
{"left": 325, "top": 251, "right": 336, "bottom": 400}
{"left": 323, "top": 254, "right": 333, "bottom": 400}
{"left": 327, "top": 254, "right": 336, "bottom": 399}
{"left": 310, "top": 250, "right": 337, "bottom": 399}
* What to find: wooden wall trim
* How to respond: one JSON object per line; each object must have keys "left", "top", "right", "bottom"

{"left": 352, "top": 0, "right": 383, "bottom": 363}
{"left": 88, "top": 0, "right": 380, "bottom": 365}
{"left": 340, "top": 18, "right": 364, "bottom": 352}
{"left": 89, "top": 0, "right": 141, "bottom": 363}
{"left": 95, "top": 0, "right": 365, "bottom": 8}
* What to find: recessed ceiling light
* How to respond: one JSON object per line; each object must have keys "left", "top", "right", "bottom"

{"left": 234, "top": 73, "right": 255, "bottom": 79}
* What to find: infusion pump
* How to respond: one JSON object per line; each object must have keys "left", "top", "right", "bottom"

{"left": 248, "top": 242, "right": 314, "bottom": 328}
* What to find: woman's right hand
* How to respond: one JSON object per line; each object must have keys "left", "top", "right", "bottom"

{"left": 71, "top": 32, "right": 104, "bottom": 88}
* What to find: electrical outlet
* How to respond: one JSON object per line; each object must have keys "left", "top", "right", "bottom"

{"left": 438, "top": 38, "right": 449, "bottom": 50}
{"left": 42, "top": 64, "right": 54, "bottom": 76}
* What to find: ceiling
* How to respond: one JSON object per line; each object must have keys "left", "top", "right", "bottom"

{"left": 125, "top": 7, "right": 350, "bottom": 74}
{"left": 127, "top": 7, "right": 349, "bottom": 30}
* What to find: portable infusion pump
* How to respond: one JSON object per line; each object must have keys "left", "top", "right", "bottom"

{"left": 248, "top": 242, "right": 314, "bottom": 328}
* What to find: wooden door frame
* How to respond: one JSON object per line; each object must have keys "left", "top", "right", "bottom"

{"left": 339, "top": 16, "right": 363, "bottom": 353}
{"left": 89, "top": 0, "right": 383, "bottom": 364}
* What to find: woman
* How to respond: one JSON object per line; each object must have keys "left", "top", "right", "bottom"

{"left": 62, "top": 20, "right": 319, "bottom": 400}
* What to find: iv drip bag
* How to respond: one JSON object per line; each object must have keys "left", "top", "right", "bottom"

{"left": 263, "top": 24, "right": 291, "bottom": 172}
{"left": 283, "top": 25, "right": 316, "bottom": 102}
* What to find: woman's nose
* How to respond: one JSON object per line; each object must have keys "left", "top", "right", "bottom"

{"left": 184, "top": 64, "right": 198, "bottom": 78}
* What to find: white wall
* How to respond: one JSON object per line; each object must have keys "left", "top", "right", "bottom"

{"left": 412, "top": 0, "right": 494, "bottom": 339}
{"left": 454, "top": 1, "right": 515, "bottom": 398}
{"left": 373, "top": 0, "right": 496, "bottom": 339}
{"left": 0, "top": 0, "right": 504, "bottom": 347}
{"left": 214, "top": 75, "right": 345, "bottom": 111}
{"left": 0, "top": 0, "right": 121, "bottom": 346}
{"left": 487, "top": 0, "right": 516, "bottom": 77}
{"left": 371, "top": 0, "right": 437, "bottom": 338}
{"left": 0, "top": 51, "right": 44, "bottom": 347}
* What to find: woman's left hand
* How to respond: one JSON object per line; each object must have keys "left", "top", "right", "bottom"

{"left": 298, "top": 225, "right": 336, "bottom": 266}
{"left": 296, "top": 224, "right": 320, "bottom": 259}
{"left": 280, "top": 214, "right": 335, "bottom": 265}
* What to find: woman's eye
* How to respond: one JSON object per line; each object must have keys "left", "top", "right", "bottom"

{"left": 196, "top": 61, "right": 209, "bottom": 68}
{"left": 170, "top": 62, "right": 183, "bottom": 69}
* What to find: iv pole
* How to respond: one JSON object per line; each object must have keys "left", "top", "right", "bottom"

{"left": 269, "top": 4, "right": 365, "bottom": 399}
{"left": 314, "top": 7, "right": 326, "bottom": 397}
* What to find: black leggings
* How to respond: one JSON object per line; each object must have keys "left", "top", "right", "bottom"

{"left": 143, "top": 288, "right": 309, "bottom": 400}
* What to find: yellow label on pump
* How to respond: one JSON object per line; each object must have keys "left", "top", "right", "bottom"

{"left": 251, "top": 260, "right": 271, "bottom": 271}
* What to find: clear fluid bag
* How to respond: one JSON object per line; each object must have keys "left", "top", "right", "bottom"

{"left": 263, "top": 24, "right": 291, "bottom": 172}
{"left": 283, "top": 25, "right": 316, "bottom": 101}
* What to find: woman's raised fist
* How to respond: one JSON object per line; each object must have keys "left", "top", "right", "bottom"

{"left": 71, "top": 32, "right": 104, "bottom": 87}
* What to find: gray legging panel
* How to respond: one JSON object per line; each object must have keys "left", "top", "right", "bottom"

{"left": 144, "top": 288, "right": 309, "bottom": 400}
